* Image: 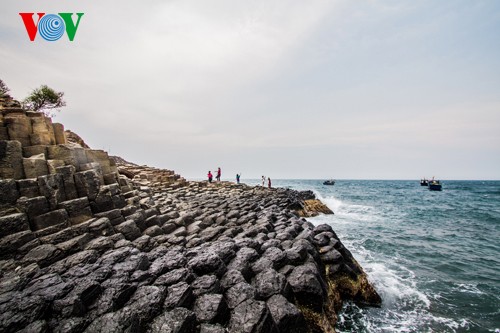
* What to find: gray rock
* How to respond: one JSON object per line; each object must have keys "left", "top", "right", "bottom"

{"left": 225, "top": 282, "right": 255, "bottom": 309}
{"left": 188, "top": 251, "right": 226, "bottom": 277}
{"left": 191, "top": 274, "right": 221, "bottom": 296}
{"left": 31, "top": 209, "right": 69, "bottom": 231}
{"left": 266, "top": 294, "right": 307, "bottom": 333}
{"left": 154, "top": 268, "right": 193, "bottom": 286}
{"left": 149, "top": 249, "right": 186, "bottom": 276}
{"left": 74, "top": 169, "right": 102, "bottom": 201}
{"left": 58, "top": 197, "right": 93, "bottom": 225}
{"left": 150, "top": 307, "right": 197, "bottom": 333}
{"left": 253, "top": 269, "right": 288, "bottom": 300}
{"left": 37, "top": 173, "right": 66, "bottom": 210}
{"left": 220, "top": 269, "right": 246, "bottom": 291}
{"left": 114, "top": 220, "right": 141, "bottom": 241}
{"left": 193, "top": 293, "right": 229, "bottom": 324}
{"left": 199, "top": 324, "right": 226, "bottom": 333}
{"left": 287, "top": 264, "right": 325, "bottom": 311}
{"left": 164, "top": 282, "right": 194, "bottom": 309}
{"left": 17, "top": 179, "right": 40, "bottom": 197}
{"left": 0, "top": 213, "right": 29, "bottom": 238}
{"left": 22, "top": 244, "right": 65, "bottom": 267}
{"left": 228, "top": 299, "right": 276, "bottom": 333}
{"left": 0, "top": 179, "right": 19, "bottom": 204}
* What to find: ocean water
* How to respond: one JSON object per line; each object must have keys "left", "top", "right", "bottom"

{"left": 252, "top": 179, "right": 500, "bottom": 333}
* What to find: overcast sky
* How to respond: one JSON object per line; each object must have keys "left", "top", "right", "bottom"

{"left": 1, "top": 1, "right": 499, "bottom": 180}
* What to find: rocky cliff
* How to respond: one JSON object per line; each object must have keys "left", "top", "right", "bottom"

{"left": 0, "top": 93, "right": 380, "bottom": 333}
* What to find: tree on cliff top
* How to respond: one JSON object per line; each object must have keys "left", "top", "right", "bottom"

{"left": 0, "top": 79, "right": 9, "bottom": 97}
{"left": 23, "top": 84, "right": 66, "bottom": 117}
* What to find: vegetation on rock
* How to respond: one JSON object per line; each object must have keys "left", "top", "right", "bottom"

{"left": 23, "top": 84, "right": 66, "bottom": 117}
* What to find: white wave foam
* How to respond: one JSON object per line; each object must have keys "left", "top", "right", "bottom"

{"left": 310, "top": 193, "right": 468, "bottom": 332}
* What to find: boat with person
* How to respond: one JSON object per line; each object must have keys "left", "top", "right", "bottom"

{"left": 420, "top": 178, "right": 429, "bottom": 186}
{"left": 428, "top": 179, "right": 442, "bottom": 191}
{"left": 323, "top": 179, "right": 335, "bottom": 185}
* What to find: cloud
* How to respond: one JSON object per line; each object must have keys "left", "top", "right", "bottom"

{"left": 1, "top": 0, "right": 499, "bottom": 179}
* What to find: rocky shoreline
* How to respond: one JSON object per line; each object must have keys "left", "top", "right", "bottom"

{"left": 0, "top": 94, "right": 380, "bottom": 332}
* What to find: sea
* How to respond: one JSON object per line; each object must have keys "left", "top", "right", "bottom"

{"left": 245, "top": 179, "right": 500, "bottom": 333}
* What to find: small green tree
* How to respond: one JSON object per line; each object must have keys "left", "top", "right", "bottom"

{"left": 23, "top": 84, "right": 66, "bottom": 117}
{"left": 0, "top": 79, "right": 10, "bottom": 97}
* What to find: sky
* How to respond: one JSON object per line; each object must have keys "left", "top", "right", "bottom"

{"left": 1, "top": 0, "right": 499, "bottom": 180}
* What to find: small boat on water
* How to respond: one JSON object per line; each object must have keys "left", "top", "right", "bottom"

{"left": 323, "top": 180, "right": 335, "bottom": 186}
{"left": 428, "top": 180, "right": 442, "bottom": 191}
{"left": 420, "top": 179, "right": 429, "bottom": 186}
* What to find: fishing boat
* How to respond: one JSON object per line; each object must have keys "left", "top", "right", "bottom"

{"left": 428, "top": 180, "right": 442, "bottom": 191}
{"left": 323, "top": 180, "right": 335, "bottom": 185}
{"left": 420, "top": 179, "right": 429, "bottom": 186}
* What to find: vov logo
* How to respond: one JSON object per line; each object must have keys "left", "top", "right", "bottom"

{"left": 19, "top": 13, "right": 84, "bottom": 42}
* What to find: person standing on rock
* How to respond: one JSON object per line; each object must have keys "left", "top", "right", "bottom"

{"left": 207, "top": 171, "right": 213, "bottom": 183}
{"left": 262, "top": 175, "right": 265, "bottom": 186}
{"left": 268, "top": 177, "right": 272, "bottom": 188}
{"left": 236, "top": 173, "right": 241, "bottom": 184}
{"left": 216, "top": 167, "right": 221, "bottom": 182}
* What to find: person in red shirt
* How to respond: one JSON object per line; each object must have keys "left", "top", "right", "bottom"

{"left": 207, "top": 171, "right": 213, "bottom": 183}
{"left": 216, "top": 167, "right": 221, "bottom": 182}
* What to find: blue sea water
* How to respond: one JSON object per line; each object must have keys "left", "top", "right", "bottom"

{"left": 252, "top": 179, "right": 500, "bottom": 333}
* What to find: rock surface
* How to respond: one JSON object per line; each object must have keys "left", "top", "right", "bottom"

{"left": 0, "top": 95, "right": 380, "bottom": 332}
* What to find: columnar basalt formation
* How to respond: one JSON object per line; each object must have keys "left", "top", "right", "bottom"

{"left": 0, "top": 94, "right": 380, "bottom": 333}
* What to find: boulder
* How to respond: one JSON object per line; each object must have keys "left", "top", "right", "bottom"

{"left": 227, "top": 299, "right": 276, "bottom": 333}
{"left": 193, "top": 293, "right": 229, "bottom": 324}
{"left": 266, "top": 294, "right": 307, "bottom": 333}
{"left": 253, "top": 269, "right": 288, "bottom": 300}
{"left": 114, "top": 220, "right": 141, "bottom": 241}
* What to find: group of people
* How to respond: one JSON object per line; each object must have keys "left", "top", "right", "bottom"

{"left": 262, "top": 175, "right": 271, "bottom": 188}
{"left": 206, "top": 168, "right": 271, "bottom": 188}
{"left": 207, "top": 167, "right": 221, "bottom": 183}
